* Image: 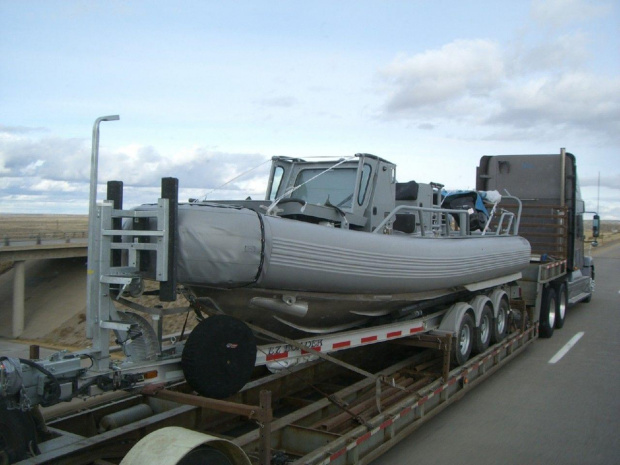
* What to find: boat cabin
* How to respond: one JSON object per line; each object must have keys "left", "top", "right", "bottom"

{"left": 198, "top": 153, "right": 514, "bottom": 237}
{"left": 263, "top": 154, "right": 449, "bottom": 234}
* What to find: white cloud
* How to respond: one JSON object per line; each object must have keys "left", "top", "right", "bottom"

{"left": 581, "top": 173, "right": 620, "bottom": 190}
{"left": 381, "top": 40, "right": 505, "bottom": 115}
{"left": 20, "top": 160, "right": 46, "bottom": 176}
{"left": 0, "top": 125, "right": 47, "bottom": 134}
{"left": 0, "top": 127, "right": 272, "bottom": 213}
{"left": 510, "top": 33, "right": 590, "bottom": 74}
{"left": 375, "top": 23, "right": 619, "bottom": 220}
{"left": 257, "top": 96, "right": 299, "bottom": 108}
{"left": 491, "top": 73, "right": 620, "bottom": 136}
{"left": 0, "top": 131, "right": 91, "bottom": 182}
{"left": 531, "top": 0, "right": 612, "bottom": 28}
{"left": 30, "top": 179, "right": 80, "bottom": 192}
{"left": 378, "top": 33, "right": 620, "bottom": 142}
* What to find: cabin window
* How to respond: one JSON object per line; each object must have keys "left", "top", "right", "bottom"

{"left": 269, "top": 166, "right": 284, "bottom": 201}
{"left": 357, "top": 164, "right": 372, "bottom": 205}
{"left": 294, "top": 168, "right": 357, "bottom": 208}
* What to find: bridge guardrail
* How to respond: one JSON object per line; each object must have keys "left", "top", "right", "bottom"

{"left": 1, "top": 230, "right": 88, "bottom": 246}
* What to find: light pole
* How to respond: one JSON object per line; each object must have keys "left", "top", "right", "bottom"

{"left": 87, "top": 115, "right": 119, "bottom": 339}
{"left": 89, "top": 115, "right": 120, "bottom": 226}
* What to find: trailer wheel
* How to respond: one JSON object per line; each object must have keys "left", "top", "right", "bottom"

{"left": 474, "top": 304, "right": 493, "bottom": 354}
{"left": 491, "top": 298, "right": 509, "bottom": 343}
{"left": 452, "top": 313, "right": 474, "bottom": 366}
{"left": 182, "top": 315, "right": 257, "bottom": 399}
{"left": 554, "top": 283, "right": 568, "bottom": 329}
{"left": 539, "top": 287, "right": 556, "bottom": 338}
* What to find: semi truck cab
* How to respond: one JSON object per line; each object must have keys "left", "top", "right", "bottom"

{"left": 476, "top": 148, "right": 596, "bottom": 307}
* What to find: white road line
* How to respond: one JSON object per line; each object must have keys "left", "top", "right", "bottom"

{"left": 549, "top": 332, "right": 585, "bottom": 364}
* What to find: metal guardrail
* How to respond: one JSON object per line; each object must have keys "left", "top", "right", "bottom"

{"left": 1, "top": 231, "right": 88, "bottom": 246}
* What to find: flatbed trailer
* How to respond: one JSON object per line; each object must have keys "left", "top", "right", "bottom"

{"left": 12, "top": 319, "right": 535, "bottom": 465}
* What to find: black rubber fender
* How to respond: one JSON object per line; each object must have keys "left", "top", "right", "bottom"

{"left": 181, "top": 315, "right": 257, "bottom": 399}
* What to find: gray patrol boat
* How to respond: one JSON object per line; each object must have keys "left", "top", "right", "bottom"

{"left": 137, "top": 154, "right": 530, "bottom": 338}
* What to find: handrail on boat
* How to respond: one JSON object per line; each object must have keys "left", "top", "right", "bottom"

{"left": 375, "top": 194, "right": 523, "bottom": 237}
{"left": 495, "top": 193, "right": 522, "bottom": 236}
{"left": 373, "top": 205, "right": 471, "bottom": 237}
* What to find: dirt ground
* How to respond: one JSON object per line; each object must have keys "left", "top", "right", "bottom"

{"left": 32, "top": 277, "right": 200, "bottom": 349}
{"left": 0, "top": 257, "right": 199, "bottom": 350}
{"left": 0, "top": 214, "right": 198, "bottom": 349}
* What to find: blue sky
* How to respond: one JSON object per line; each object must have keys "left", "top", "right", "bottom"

{"left": 1, "top": 0, "right": 618, "bottom": 218}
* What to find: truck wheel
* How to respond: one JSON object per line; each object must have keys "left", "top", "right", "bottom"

{"left": 539, "top": 287, "right": 556, "bottom": 338}
{"left": 452, "top": 313, "right": 474, "bottom": 366}
{"left": 491, "top": 298, "right": 509, "bottom": 343}
{"left": 554, "top": 283, "right": 568, "bottom": 329}
{"left": 474, "top": 304, "right": 493, "bottom": 354}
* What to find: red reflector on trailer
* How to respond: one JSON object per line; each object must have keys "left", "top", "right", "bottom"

{"left": 333, "top": 341, "right": 351, "bottom": 349}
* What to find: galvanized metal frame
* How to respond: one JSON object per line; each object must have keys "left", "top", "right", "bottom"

{"left": 87, "top": 198, "right": 172, "bottom": 370}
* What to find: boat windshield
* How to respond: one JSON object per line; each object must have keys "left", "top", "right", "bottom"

{"left": 294, "top": 168, "right": 357, "bottom": 208}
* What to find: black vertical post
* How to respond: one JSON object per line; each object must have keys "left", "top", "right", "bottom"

{"left": 106, "top": 181, "right": 124, "bottom": 267}
{"left": 160, "top": 177, "right": 178, "bottom": 302}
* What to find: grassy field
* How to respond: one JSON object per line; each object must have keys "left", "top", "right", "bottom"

{"left": 0, "top": 214, "right": 89, "bottom": 242}
{"left": 0, "top": 214, "right": 89, "bottom": 273}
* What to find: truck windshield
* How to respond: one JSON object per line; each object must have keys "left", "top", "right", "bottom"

{"left": 294, "top": 168, "right": 357, "bottom": 208}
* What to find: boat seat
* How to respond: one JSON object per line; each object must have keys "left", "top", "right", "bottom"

{"left": 396, "top": 181, "right": 419, "bottom": 201}
{"left": 394, "top": 213, "right": 416, "bottom": 234}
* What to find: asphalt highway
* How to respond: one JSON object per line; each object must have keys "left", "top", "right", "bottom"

{"left": 376, "top": 242, "right": 620, "bottom": 465}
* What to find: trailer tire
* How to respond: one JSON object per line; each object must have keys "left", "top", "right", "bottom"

{"left": 539, "top": 287, "right": 556, "bottom": 338}
{"left": 474, "top": 304, "right": 493, "bottom": 354}
{"left": 491, "top": 298, "right": 509, "bottom": 343}
{"left": 452, "top": 313, "right": 474, "bottom": 367}
{"left": 554, "top": 283, "right": 568, "bottom": 329}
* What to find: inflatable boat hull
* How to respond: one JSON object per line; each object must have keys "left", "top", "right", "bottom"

{"left": 166, "top": 204, "right": 531, "bottom": 335}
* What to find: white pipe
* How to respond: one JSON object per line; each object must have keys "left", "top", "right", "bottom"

{"left": 86, "top": 115, "right": 119, "bottom": 339}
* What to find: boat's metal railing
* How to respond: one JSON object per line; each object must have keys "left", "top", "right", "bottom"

{"left": 376, "top": 193, "right": 523, "bottom": 238}
{"left": 374, "top": 205, "right": 471, "bottom": 237}
{"left": 486, "top": 193, "right": 522, "bottom": 236}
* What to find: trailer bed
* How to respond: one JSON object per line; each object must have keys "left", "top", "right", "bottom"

{"left": 22, "top": 322, "right": 536, "bottom": 465}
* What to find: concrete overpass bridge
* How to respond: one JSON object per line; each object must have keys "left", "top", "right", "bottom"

{"left": 1, "top": 239, "right": 87, "bottom": 338}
